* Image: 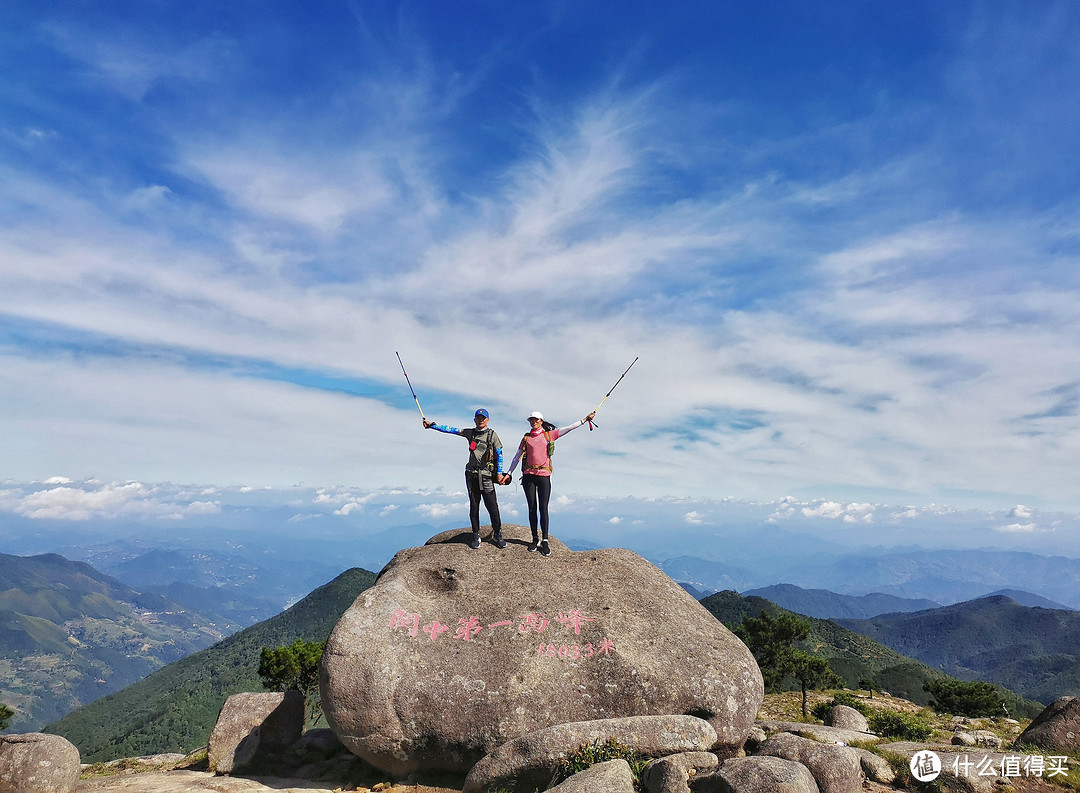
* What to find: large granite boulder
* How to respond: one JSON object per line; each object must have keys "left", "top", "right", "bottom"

{"left": 0, "top": 733, "right": 80, "bottom": 793}
{"left": 1015, "top": 696, "right": 1080, "bottom": 751}
{"left": 321, "top": 526, "right": 764, "bottom": 776}
{"left": 208, "top": 691, "right": 305, "bottom": 774}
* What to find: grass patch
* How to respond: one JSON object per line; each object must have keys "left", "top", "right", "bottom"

{"left": 549, "top": 739, "right": 649, "bottom": 791}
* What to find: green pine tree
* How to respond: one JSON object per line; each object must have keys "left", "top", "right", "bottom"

{"left": 257, "top": 639, "right": 325, "bottom": 726}
{"left": 0, "top": 702, "right": 14, "bottom": 731}
{"left": 736, "top": 610, "right": 842, "bottom": 717}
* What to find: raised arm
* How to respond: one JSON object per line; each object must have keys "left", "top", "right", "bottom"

{"left": 554, "top": 411, "right": 597, "bottom": 438}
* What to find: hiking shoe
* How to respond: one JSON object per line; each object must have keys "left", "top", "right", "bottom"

{"left": 539, "top": 540, "right": 551, "bottom": 557}
{"left": 469, "top": 532, "right": 481, "bottom": 550}
{"left": 527, "top": 539, "right": 539, "bottom": 552}
{"left": 492, "top": 531, "right": 507, "bottom": 549}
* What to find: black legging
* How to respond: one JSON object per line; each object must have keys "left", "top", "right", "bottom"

{"left": 521, "top": 473, "right": 553, "bottom": 540}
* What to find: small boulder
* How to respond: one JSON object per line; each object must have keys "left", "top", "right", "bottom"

{"left": 700, "top": 755, "right": 819, "bottom": 793}
{"left": 463, "top": 715, "right": 717, "bottom": 793}
{"left": 0, "top": 733, "right": 80, "bottom": 793}
{"left": 850, "top": 748, "right": 897, "bottom": 784}
{"left": 642, "top": 751, "right": 719, "bottom": 793}
{"left": 208, "top": 691, "right": 305, "bottom": 774}
{"left": 757, "top": 732, "right": 862, "bottom": 793}
{"left": 952, "top": 731, "right": 977, "bottom": 746}
{"left": 741, "top": 727, "right": 767, "bottom": 754}
{"left": 548, "top": 759, "right": 636, "bottom": 793}
{"left": 826, "top": 705, "right": 868, "bottom": 733}
{"left": 970, "top": 730, "right": 1003, "bottom": 749}
{"left": 1016, "top": 697, "right": 1080, "bottom": 751}
{"left": 322, "top": 528, "right": 763, "bottom": 775}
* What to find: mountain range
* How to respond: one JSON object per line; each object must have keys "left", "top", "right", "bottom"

{"left": 0, "top": 552, "right": 237, "bottom": 732}
{"left": 43, "top": 567, "right": 377, "bottom": 762}
{"left": 659, "top": 546, "right": 1080, "bottom": 608}
{"left": 835, "top": 595, "right": 1080, "bottom": 706}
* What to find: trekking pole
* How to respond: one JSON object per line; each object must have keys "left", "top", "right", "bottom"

{"left": 589, "top": 356, "right": 638, "bottom": 429}
{"left": 395, "top": 351, "right": 427, "bottom": 422}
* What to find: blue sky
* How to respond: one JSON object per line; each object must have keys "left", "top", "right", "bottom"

{"left": 2, "top": 1, "right": 1080, "bottom": 550}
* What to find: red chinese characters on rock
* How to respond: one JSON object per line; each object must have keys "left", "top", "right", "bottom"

{"left": 385, "top": 608, "right": 615, "bottom": 659}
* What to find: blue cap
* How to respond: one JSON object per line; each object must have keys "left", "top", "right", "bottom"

{"left": 475, "top": 408, "right": 489, "bottom": 418}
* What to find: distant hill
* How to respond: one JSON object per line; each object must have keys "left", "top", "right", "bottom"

{"left": 981, "top": 589, "right": 1074, "bottom": 611}
{"left": 804, "top": 550, "right": 1080, "bottom": 608}
{"left": 657, "top": 548, "right": 1080, "bottom": 609}
{"left": 73, "top": 544, "right": 342, "bottom": 610}
{"left": 44, "top": 566, "right": 377, "bottom": 762}
{"left": 836, "top": 595, "right": 1080, "bottom": 705}
{"left": 700, "top": 590, "right": 1043, "bottom": 718}
{"left": 742, "top": 583, "right": 941, "bottom": 619}
{"left": 0, "top": 552, "right": 233, "bottom": 732}
{"left": 678, "top": 582, "right": 714, "bottom": 599}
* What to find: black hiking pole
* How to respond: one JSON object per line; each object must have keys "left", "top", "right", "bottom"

{"left": 589, "top": 356, "right": 639, "bottom": 429}
{"left": 395, "top": 351, "right": 427, "bottom": 422}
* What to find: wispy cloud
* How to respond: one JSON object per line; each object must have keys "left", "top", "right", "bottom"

{"left": 2, "top": 2, "right": 1079, "bottom": 524}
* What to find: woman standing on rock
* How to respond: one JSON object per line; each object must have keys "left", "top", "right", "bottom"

{"left": 507, "top": 410, "right": 596, "bottom": 557}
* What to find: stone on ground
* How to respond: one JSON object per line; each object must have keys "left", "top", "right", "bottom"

{"left": 208, "top": 691, "right": 305, "bottom": 774}
{"left": 0, "top": 732, "right": 80, "bottom": 793}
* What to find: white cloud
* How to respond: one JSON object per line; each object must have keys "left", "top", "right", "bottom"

{"left": 414, "top": 502, "right": 454, "bottom": 519}
{"left": 1, "top": 480, "right": 221, "bottom": 521}
{"left": 995, "top": 522, "right": 1038, "bottom": 533}
{"left": 607, "top": 516, "right": 622, "bottom": 524}
{"left": 684, "top": 511, "right": 704, "bottom": 525}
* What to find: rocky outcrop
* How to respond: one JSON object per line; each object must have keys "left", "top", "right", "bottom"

{"left": 321, "top": 526, "right": 763, "bottom": 775}
{"left": 1015, "top": 696, "right": 1080, "bottom": 750}
{"left": 208, "top": 691, "right": 305, "bottom": 774}
{"left": 462, "top": 715, "right": 716, "bottom": 793}
{"left": 757, "top": 732, "right": 862, "bottom": 793}
{"left": 0, "top": 732, "right": 80, "bottom": 793}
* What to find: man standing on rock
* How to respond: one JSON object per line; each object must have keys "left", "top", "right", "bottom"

{"left": 424, "top": 409, "right": 510, "bottom": 550}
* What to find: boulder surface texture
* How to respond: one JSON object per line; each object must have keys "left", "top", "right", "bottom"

{"left": 757, "top": 732, "right": 862, "bottom": 793}
{"left": 703, "top": 755, "right": 819, "bottom": 793}
{"left": 208, "top": 691, "right": 305, "bottom": 774}
{"left": 547, "top": 759, "right": 636, "bottom": 793}
{"left": 463, "top": 715, "right": 716, "bottom": 793}
{"left": 1016, "top": 696, "right": 1080, "bottom": 751}
{"left": 321, "top": 526, "right": 764, "bottom": 775}
{"left": 0, "top": 733, "right": 80, "bottom": 793}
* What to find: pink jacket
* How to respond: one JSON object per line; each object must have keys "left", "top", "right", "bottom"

{"left": 508, "top": 418, "right": 587, "bottom": 477}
